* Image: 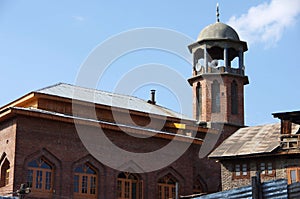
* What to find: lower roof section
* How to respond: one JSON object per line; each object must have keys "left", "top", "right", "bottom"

{"left": 209, "top": 123, "right": 300, "bottom": 159}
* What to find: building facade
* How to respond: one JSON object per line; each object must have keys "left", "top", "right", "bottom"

{"left": 0, "top": 18, "right": 251, "bottom": 198}
{"left": 0, "top": 83, "right": 212, "bottom": 198}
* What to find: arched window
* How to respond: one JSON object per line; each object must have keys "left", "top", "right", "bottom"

{"left": 26, "top": 157, "right": 53, "bottom": 193}
{"left": 211, "top": 80, "right": 220, "bottom": 113}
{"left": 231, "top": 80, "right": 238, "bottom": 114}
{"left": 117, "top": 172, "right": 143, "bottom": 199}
{"left": 0, "top": 158, "right": 10, "bottom": 187}
{"left": 74, "top": 163, "right": 97, "bottom": 198}
{"left": 158, "top": 174, "right": 177, "bottom": 199}
{"left": 193, "top": 179, "right": 203, "bottom": 194}
{"left": 196, "top": 83, "right": 202, "bottom": 120}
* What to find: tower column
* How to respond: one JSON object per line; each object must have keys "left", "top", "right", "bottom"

{"left": 204, "top": 45, "right": 208, "bottom": 72}
{"left": 224, "top": 48, "right": 229, "bottom": 72}
{"left": 238, "top": 48, "right": 244, "bottom": 75}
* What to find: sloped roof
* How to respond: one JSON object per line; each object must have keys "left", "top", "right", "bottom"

{"left": 209, "top": 123, "right": 300, "bottom": 158}
{"left": 35, "top": 83, "right": 193, "bottom": 121}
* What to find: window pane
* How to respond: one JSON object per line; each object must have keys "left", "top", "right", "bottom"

{"left": 242, "top": 164, "right": 247, "bottom": 176}
{"left": 290, "top": 170, "right": 297, "bottom": 183}
{"left": 260, "top": 163, "right": 266, "bottom": 174}
{"left": 235, "top": 164, "right": 240, "bottom": 176}
{"left": 164, "top": 186, "right": 169, "bottom": 199}
{"left": 172, "top": 186, "right": 176, "bottom": 198}
{"left": 125, "top": 181, "right": 130, "bottom": 198}
{"left": 81, "top": 176, "right": 88, "bottom": 193}
{"left": 158, "top": 185, "right": 162, "bottom": 199}
{"left": 35, "top": 170, "right": 43, "bottom": 189}
{"left": 117, "top": 180, "right": 122, "bottom": 197}
{"left": 41, "top": 161, "right": 52, "bottom": 169}
{"left": 86, "top": 165, "right": 96, "bottom": 174}
{"left": 267, "top": 163, "right": 273, "bottom": 174}
{"left": 27, "top": 170, "right": 34, "bottom": 187}
{"left": 132, "top": 182, "right": 136, "bottom": 199}
{"left": 75, "top": 166, "right": 84, "bottom": 173}
{"left": 90, "top": 176, "right": 96, "bottom": 194}
{"left": 28, "top": 160, "right": 39, "bottom": 167}
{"left": 45, "top": 171, "right": 52, "bottom": 190}
{"left": 74, "top": 175, "right": 79, "bottom": 193}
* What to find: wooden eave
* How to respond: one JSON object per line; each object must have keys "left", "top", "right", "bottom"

{"left": 1, "top": 92, "right": 195, "bottom": 125}
{"left": 210, "top": 150, "right": 300, "bottom": 161}
{"left": 0, "top": 92, "right": 37, "bottom": 112}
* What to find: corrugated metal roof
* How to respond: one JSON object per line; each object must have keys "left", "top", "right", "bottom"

{"left": 262, "top": 179, "right": 288, "bottom": 199}
{"left": 209, "top": 123, "right": 300, "bottom": 158}
{"left": 288, "top": 182, "right": 300, "bottom": 199}
{"left": 194, "top": 179, "right": 290, "bottom": 199}
{"left": 36, "top": 83, "right": 193, "bottom": 121}
{"left": 194, "top": 185, "right": 252, "bottom": 199}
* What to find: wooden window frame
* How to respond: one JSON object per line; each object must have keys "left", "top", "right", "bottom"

{"left": 259, "top": 162, "right": 276, "bottom": 177}
{"left": 158, "top": 174, "right": 177, "bottom": 199}
{"left": 74, "top": 163, "right": 98, "bottom": 199}
{"left": 117, "top": 172, "right": 143, "bottom": 199}
{"left": 232, "top": 163, "right": 250, "bottom": 180}
{"left": 287, "top": 167, "right": 300, "bottom": 184}
{"left": 26, "top": 158, "right": 54, "bottom": 196}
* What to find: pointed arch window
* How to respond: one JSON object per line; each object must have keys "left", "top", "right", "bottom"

{"left": 117, "top": 172, "right": 143, "bottom": 199}
{"left": 74, "top": 163, "right": 97, "bottom": 198}
{"left": 211, "top": 80, "right": 220, "bottom": 113}
{"left": 231, "top": 80, "right": 238, "bottom": 114}
{"left": 196, "top": 83, "right": 202, "bottom": 120}
{"left": 26, "top": 157, "right": 53, "bottom": 192}
{"left": 193, "top": 179, "right": 204, "bottom": 194}
{"left": 0, "top": 158, "right": 10, "bottom": 187}
{"left": 158, "top": 174, "right": 178, "bottom": 199}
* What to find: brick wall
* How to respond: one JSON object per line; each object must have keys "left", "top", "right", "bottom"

{"left": 3, "top": 114, "right": 203, "bottom": 198}
{"left": 0, "top": 119, "right": 17, "bottom": 196}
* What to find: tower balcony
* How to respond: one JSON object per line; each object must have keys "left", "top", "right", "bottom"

{"left": 196, "top": 65, "right": 245, "bottom": 76}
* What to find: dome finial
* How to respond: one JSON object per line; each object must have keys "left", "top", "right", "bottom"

{"left": 216, "top": 3, "right": 220, "bottom": 22}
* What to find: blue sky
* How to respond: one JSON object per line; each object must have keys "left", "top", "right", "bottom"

{"left": 0, "top": 0, "right": 299, "bottom": 126}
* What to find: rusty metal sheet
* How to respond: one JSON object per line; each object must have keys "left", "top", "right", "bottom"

{"left": 209, "top": 123, "right": 300, "bottom": 158}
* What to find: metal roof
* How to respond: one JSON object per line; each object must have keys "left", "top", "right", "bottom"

{"left": 194, "top": 179, "right": 289, "bottom": 199}
{"left": 36, "top": 83, "right": 193, "bottom": 121}
{"left": 209, "top": 123, "right": 300, "bottom": 158}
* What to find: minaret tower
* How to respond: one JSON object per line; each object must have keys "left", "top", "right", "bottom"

{"left": 188, "top": 5, "right": 249, "bottom": 129}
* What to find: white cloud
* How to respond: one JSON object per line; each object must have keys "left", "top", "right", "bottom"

{"left": 72, "top": 15, "right": 85, "bottom": 22}
{"left": 227, "top": 0, "right": 300, "bottom": 48}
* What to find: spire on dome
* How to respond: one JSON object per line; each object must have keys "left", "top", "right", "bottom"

{"left": 216, "top": 3, "right": 220, "bottom": 22}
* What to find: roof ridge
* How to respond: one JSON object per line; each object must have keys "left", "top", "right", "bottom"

{"left": 35, "top": 82, "right": 65, "bottom": 92}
